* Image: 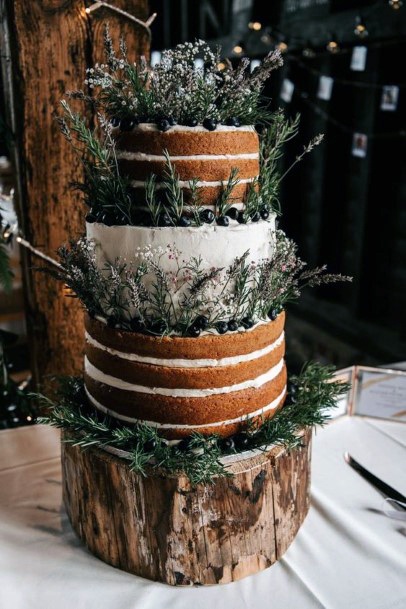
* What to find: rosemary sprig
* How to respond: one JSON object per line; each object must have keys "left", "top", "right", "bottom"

{"left": 144, "top": 174, "right": 161, "bottom": 226}
{"left": 162, "top": 150, "right": 183, "bottom": 223}
{"left": 37, "top": 363, "right": 349, "bottom": 484}
{"left": 216, "top": 167, "right": 240, "bottom": 216}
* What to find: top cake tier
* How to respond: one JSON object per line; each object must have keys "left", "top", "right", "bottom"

{"left": 115, "top": 123, "right": 260, "bottom": 209}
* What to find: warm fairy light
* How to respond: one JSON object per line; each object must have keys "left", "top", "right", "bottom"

{"left": 248, "top": 21, "right": 262, "bottom": 31}
{"left": 326, "top": 39, "right": 340, "bottom": 53}
{"left": 233, "top": 45, "right": 243, "bottom": 54}
{"left": 26, "top": 416, "right": 32, "bottom": 422}
{"left": 217, "top": 61, "right": 226, "bottom": 71}
{"left": 276, "top": 41, "right": 288, "bottom": 53}
{"left": 389, "top": 0, "right": 403, "bottom": 8}
{"left": 354, "top": 17, "right": 368, "bottom": 38}
{"left": 63, "top": 284, "right": 76, "bottom": 297}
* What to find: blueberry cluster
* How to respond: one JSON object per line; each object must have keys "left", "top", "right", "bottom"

{"left": 101, "top": 307, "right": 283, "bottom": 339}
{"left": 114, "top": 115, "right": 242, "bottom": 133}
{"left": 85, "top": 205, "right": 271, "bottom": 229}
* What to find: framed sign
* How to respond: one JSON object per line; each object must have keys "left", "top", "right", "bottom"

{"left": 334, "top": 365, "right": 406, "bottom": 422}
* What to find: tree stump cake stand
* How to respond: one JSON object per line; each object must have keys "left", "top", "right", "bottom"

{"left": 61, "top": 428, "right": 312, "bottom": 586}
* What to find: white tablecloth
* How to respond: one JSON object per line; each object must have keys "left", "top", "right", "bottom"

{"left": 0, "top": 418, "right": 405, "bottom": 609}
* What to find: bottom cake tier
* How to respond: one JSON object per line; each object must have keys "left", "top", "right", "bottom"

{"left": 84, "top": 311, "right": 287, "bottom": 439}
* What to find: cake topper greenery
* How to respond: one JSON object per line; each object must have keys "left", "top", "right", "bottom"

{"left": 57, "top": 29, "right": 324, "bottom": 227}
{"left": 38, "top": 363, "right": 350, "bottom": 485}
{"left": 83, "top": 27, "right": 283, "bottom": 126}
{"left": 44, "top": 231, "right": 351, "bottom": 337}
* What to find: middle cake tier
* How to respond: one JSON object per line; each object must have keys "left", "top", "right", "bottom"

{"left": 84, "top": 311, "right": 287, "bottom": 439}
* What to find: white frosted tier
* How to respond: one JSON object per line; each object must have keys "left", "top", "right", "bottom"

{"left": 86, "top": 219, "right": 276, "bottom": 321}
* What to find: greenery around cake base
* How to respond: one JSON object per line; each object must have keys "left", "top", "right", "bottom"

{"left": 37, "top": 362, "right": 349, "bottom": 485}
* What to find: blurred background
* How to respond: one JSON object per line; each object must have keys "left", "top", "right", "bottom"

{"left": 0, "top": 0, "right": 405, "bottom": 428}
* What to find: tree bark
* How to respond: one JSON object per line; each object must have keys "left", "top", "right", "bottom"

{"left": 62, "top": 428, "right": 312, "bottom": 585}
{"left": 0, "top": 0, "right": 149, "bottom": 383}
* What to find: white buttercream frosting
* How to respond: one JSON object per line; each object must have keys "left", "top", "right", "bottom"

{"left": 116, "top": 123, "right": 256, "bottom": 134}
{"left": 84, "top": 356, "right": 284, "bottom": 397}
{"left": 85, "top": 330, "right": 284, "bottom": 368}
{"left": 129, "top": 178, "right": 255, "bottom": 189}
{"left": 116, "top": 151, "right": 259, "bottom": 161}
{"left": 85, "top": 385, "right": 286, "bottom": 429}
{"left": 86, "top": 220, "right": 276, "bottom": 320}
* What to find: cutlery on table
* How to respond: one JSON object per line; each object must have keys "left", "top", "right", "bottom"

{"left": 344, "top": 452, "right": 406, "bottom": 515}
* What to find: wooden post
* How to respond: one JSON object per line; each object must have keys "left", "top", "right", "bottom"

{"left": 0, "top": 0, "right": 149, "bottom": 382}
{"left": 62, "top": 428, "right": 312, "bottom": 585}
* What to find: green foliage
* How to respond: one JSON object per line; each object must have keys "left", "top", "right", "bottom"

{"left": 85, "top": 29, "right": 283, "bottom": 125}
{"left": 57, "top": 101, "right": 132, "bottom": 220}
{"left": 37, "top": 363, "right": 350, "bottom": 484}
{"left": 46, "top": 233, "right": 351, "bottom": 335}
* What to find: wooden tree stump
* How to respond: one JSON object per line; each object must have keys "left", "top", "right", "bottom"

{"left": 62, "top": 428, "right": 312, "bottom": 586}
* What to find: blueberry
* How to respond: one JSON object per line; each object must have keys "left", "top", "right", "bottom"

{"left": 241, "top": 317, "right": 254, "bottom": 329}
{"left": 216, "top": 321, "right": 228, "bottom": 335}
{"left": 110, "top": 116, "right": 121, "bottom": 128}
{"left": 85, "top": 212, "right": 97, "bottom": 224}
{"left": 158, "top": 213, "right": 172, "bottom": 227}
{"left": 220, "top": 437, "right": 235, "bottom": 452}
{"left": 168, "top": 116, "right": 177, "bottom": 126}
{"left": 251, "top": 211, "right": 261, "bottom": 222}
{"left": 200, "top": 209, "right": 215, "bottom": 224}
{"left": 177, "top": 438, "right": 191, "bottom": 451}
{"left": 237, "top": 211, "right": 247, "bottom": 224}
{"left": 260, "top": 208, "right": 270, "bottom": 220}
{"left": 178, "top": 215, "right": 191, "bottom": 227}
{"left": 194, "top": 315, "right": 209, "bottom": 330}
{"left": 136, "top": 211, "right": 152, "bottom": 226}
{"left": 143, "top": 438, "right": 157, "bottom": 452}
{"left": 288, "top": 382, "right": 298, "bottom": 395}
{"left": 216, "top": 215, "right": 229, "bottom": 226}
{"left": 225, "top": 207, "right": 239, "bottom": 220}
{"left": 203, "top": 117, "right": 218, "bottom": 131}
{"left": 234, "top": 433, "right": 250, "bottom": 449}
{"left": 120, "top": 116, "right": 138, "bottom": 131}
{"left": 228, "top": 319, "right": 238, "bottom": 332}
{"left": 157, "top": 118, "right": 171, "bottom": 132}
{"left": 130, "top": 317, "right": 146, "bottom": 333}
{"left": 284, "top": 393, "right": 296, "bottom": 406}
{"left": 225, "top": 116, "right": 241, "bottom": 127}
{"left": 107, "top": 316, "right": 119, "bottom": 328}
{"left": 149, "top": 320, "right": 167, "bottom": 335}
{"left": 185, "top": 118, "right": 198, "bottom": 127}
{"left": 188, "top": 324, "right": 201, "bottom": 337}
{"left": 268, "top": 308, "right": 279, "bottom": 321}
{"left": 97, "top": 211, "right": 115, "bottom": 226}
{"left": 115, "top": 213, "right": 130, "bottom": 226}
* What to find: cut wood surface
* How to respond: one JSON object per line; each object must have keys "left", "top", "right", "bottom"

{"left": 62, "top": 428, "right": 312, "bottom": 585}
{"left": 0, "top": 0, "right": 149, "bottom": 382}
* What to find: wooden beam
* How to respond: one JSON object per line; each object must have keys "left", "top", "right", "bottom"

{"left": 0, "top": 0, "right": 149, "bottom": 385}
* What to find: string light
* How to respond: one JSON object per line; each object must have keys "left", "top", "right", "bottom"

{"left": 277, "top": 41, "right": 289, "bottom": 54}
{"left": 326, "top": 35, "right": 340, "bottom": 54}
{"left": 248, "top": 21, "right": 262, "bottom": 31}
{"left": 388, "top": 0, "right": 403, "bottom": 8}
{"left": 85, "top": 2, "right": 157, "bottom": 39}
{"left": 232, "top": 44, "right": 244, "bottom": 55}
{"left": 354, "top": 16, "right": 368, "bottom": 38}
{"left": 217, "top": 61, "right": 227, "bottom": 71}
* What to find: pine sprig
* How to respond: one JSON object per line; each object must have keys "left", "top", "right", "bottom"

{"left": 162, "top": 150, "right": 184, "bottom": 223}
{"left": 216, "top": 167, "right": 239, "bottom": 216}
{"left": 37, "top": 363, "right": 349, "bottom": 484}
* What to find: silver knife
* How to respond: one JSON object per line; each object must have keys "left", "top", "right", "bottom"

{"left": 344, "top": 452, "right": 406, "bottom": 505}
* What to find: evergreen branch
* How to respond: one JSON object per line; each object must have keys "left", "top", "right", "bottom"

{"left": 36, "top": 363, "right": 349, "bottom": 484}
{"left": 216, "top": 167, "right": 240, "bottom": 216}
